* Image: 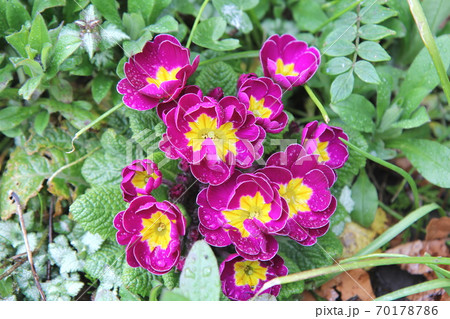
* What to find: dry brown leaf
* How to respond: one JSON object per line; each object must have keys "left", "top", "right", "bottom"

{"left": 339, "top": 222, "right": 376, "bottom": 258}
{"left": 385, "top": 239, "right": 450, "bottom": 275}
{"left": 301, "top": 291, "right": 317, "bottom": 301}
{"left": 316, "top": 269, "right": 375, "bottom": 301}
{"left": 425, "top": 217, "right": 450, "bottom": 241}
{"left": 408, "top": 288, "right": 449, "bottom": 301}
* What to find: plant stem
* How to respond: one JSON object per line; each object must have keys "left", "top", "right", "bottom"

{"left": 255, "top": 255, "right": 450, "bottom": 297}
{"left": 378, "top": 201, "right": 425, "bottom": 233}
{"left": 340, "top": 138, "right": 420, "bottom": 209}
{"left": 407, "top": 0, "right": 450, "bottom": 105}
{"left": 355, "top": 203, "right": 438, "bottom": 256}
{"left": 186, "top": 0, "right": 210, "bottom": 49}
{"left": 10, "top": 192, "right": 46, "bottom": 301}
{"left": 312, "top": 0, "right": 363, "bottom": 33}
{"left": 304, "top": 85, "right": 330, "bottom": 123}
{"left": 198, "top": 50, "right": 260, "bottom": 67}
{"left": 50, "top": 147, "right": 100, "bottom": 183}
{"left": 375, "top": 278, "right": 450, "bottom": 301}
{"left": 67, "top": 103, "right": 123, "bottom": 153}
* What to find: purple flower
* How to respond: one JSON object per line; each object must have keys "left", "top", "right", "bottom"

{"left": 302, "top": 121, "right": 349, "bottom": 169}
{"left": 260, "top": 34, "right": 320, "bottom": 90}
{"left": 197, "top": 172, "right": 288, "bottom": 260}
{"left": 113, "top": 196, "right": 186, "bottom": 275}
{"left": 117, "top": 34, "right": 199, "bottom": 111}
{"left": 220, "top": 254, "right": 288, "bottom": 301}
{"left": 156, "top": 85, "right": 203, "bottom": 121}
{"left": 120, "top": 159, "right": 162, "bottom": 203}
{"left": 159, "top": 93, "right": 265, "bottom": 185}
{"left": 259, "top": 144, "right": 336, "bottom": 246}
{"left": 237, "top": 74, "right": 288, "bottom": 134}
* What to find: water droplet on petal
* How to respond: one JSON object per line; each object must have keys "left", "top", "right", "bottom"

{"left": 203, "top": 267, "right": 211, "bottom": 276}
{"left": 184, "top": 268, "right": 195, "bottom": 279}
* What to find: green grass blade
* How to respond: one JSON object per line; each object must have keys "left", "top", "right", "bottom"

{"left": 375, "top": 278, "right": 450, "bottom": 301}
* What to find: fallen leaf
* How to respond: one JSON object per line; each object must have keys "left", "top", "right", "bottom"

{"left": 425, "top": 217, "right": 450, "bottom": 241}
{"left": 339, "top": 222, "right": 376, "bottom": 258}
{"left": 408, "top": 288, "right": 449, "bottom": 301}
{"left": 371, "top": 208, "right": 389, "bottom": 235}
{"left": 316, "top": 269, "right": 375, "bottom": 301}
{"left": 385, "top": 239, "right": 450, "bottom": 275}
{"left": 301, "top": 291, "right": 317, "bottom": 301}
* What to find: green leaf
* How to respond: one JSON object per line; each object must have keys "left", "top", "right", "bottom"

{"left": 32, "top": 0, "right": 66, "bottom": 16}
{"left": 359, "top": 24, "right": 395, "bottom": 41}
{"left": 325, "top": 57, "right": 353, "bottom": 75}
{"left": 192, "top": 17, "right": 240, "bottom": 51}
{"left": 351, "top": 170, "right": 378, "bottom": 227}
{"left": 292, "top": 0, "right": 327, "bottom": 33}
{"left": 145, "top": 15, "right": 178, "bottom": 34}
{"left": 5, "top": 26, "right": 29, "bottom": 57}
{"left": 0, "top": 0, "right": 8, "bottom": 36}
{"left": 19, "top": 74, "right": 44, "bottom": 100}
{"left": 6, "top": 0, "right": 31, "bottom": 31}
{"left": 325, "top": 25, "right": 357, "bottom": 44}
{"left": 99, "top": 22, "right": 130, "bottom": 49}
{"left": 51, "top": 26, "right": 82, "bottom": 72}
{"left": 101, "top": 129, "right": 128, "bottom": 155}
{"left": 91, "top": 0, "right": 122, "bottom": 26}
{"left": 331, "top": 94, "right": 375, "bottom": 133}
{"left": 34, "top": 111, "right": 50, "bottom": 135}
{"left": 29, "top": 14, "right": 50, "bottom": 54}
{"left": 84, "top": 241, "right": 124, "bottom": 288}
{"left": 195, "top": 61, "right": 238, "bottom": 97}
{"left": 0, "top": 106, "right": 40, "bottom": 131}
{"left": 48, "top": 77, "right": 73, "bottom": 103}
{"left": 128, "top": 0, "right": 154, "bottom": 23}
{"left": 122, "top": 12, "right": 145, "bottom": 40}
{"left": 387, "top": 139, "right": 450, "bottom": 188}
{"left": 0, "top": 271, "right": 13, "bottom": 297}
{"left": 396, "top": 35, "right": 450, "bottom": 119}
{"left": 212, "top": 0, "right": 253, "bottom": 34}
{"left": 162, "top": 269, "right": 178, "bottom": 290}
{"left": 354, "top": 60, "right": 380, "bottom": 84}
{"left": 0, "top": 147, "right": 53, "bottom": 219}
{"left": 391, "top": 106, "right": 430, "bottom": 129}
{"left": 276, "top": 254, "right": 304, "bottom": 300}
{"left": 91, "top": 73, "right": 114, "bottom": 104}
{"left": 11, "top": 57, "right": 43, "bottom": 76}
{"left": 81, "top": 151, "right": 125, "bottom": 186}
{"left": 148, "top": 0, "right": 171, "bottom": 24}
{"left": 126, "top": 108, "right": 165, "bottom": 152}
{"left": 277, "top": 232, "right": 343, "bottom": 286}
{"left": 323, "top": 40, "right": 355, "bottom": 57}
{"left": 179, "top": 240, "right": 221, "bottom": 301}
{"left": 70, "top": 185, "right": 127, "bottom": 239}
{"left": 330, "top": 123, "right": 368, "bottom": 189}
{"left": 360, "top": 4, "right": 397, "bottom": 24}
{"left": 357, "top": 41, "right": 391, "bottom": 62}
{"left": 121, "top": 266, "right": 154, "bottom": 297}
{"left": 330, "top": 70, "right": 354, "bottom": 103}
{"left": 149, "top": 152, "right": 181, "bottom": 182}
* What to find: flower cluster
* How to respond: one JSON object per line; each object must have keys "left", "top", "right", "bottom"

{"left": 115, "top": 33, "right": 349, "bottom": 300}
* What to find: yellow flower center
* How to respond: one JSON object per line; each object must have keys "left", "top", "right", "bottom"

{"left": 248, "top": 96, "right": 272, "bottom": 119}
{"left": 275, "top": 59, "right": 299, "bottom": 77}
{"left": 314, "top": 141, "right": 330, "bottom": 163}
{"left": 222, "top": 192, "right": 272, "bottom": 237}
{"left": 278, "top": 178, "right": 313, "bottom": 217}
{"left": 131, "top": 171, "right": 159, "bottom": 189}
{"left": 146, "top": 66, "right": 181, "bottom": 88}
{"left": 234, "top": 260, "right": 267, "bottom": 290}
{"left": 140, "top": 211, "right": 173, "bottom": 251}
{"left": 184, "top": 113, "right": 238, "bottom": 162}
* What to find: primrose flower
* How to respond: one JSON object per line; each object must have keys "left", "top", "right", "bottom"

{"left": 117, "top": 34, "right": 199, "bottom": 111}
{"left": 220, "top": 254, "right": 288, "bottom": 301}
{"left": 197, "top": 172, "right": 288, "bottom": 260}
{"left": 302, "top": 121, "right": 349, "bottom": 169}
{"left": 259, "top": 144, "right": 336, "bottom": 245}
{"left": 260, "top": 34, "right": 320, "bottom": 90}
{"left": 120, "top": 159, "right": 162, "bottom": 202}
{"left": 113, "top": 196, "right": 186, "bottom": 275}
{"left": 237, "top": 74, "right": 288, "bottom": 134}
{"left": 160, "top": 93, "right": 264, "bottom": 185}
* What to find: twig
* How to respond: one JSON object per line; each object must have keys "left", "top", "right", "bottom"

{"left": 47, "top": 197, "right": 55, "bottom": 281}
{"left": 9, "top": 192, "right": 46, "bottom": 301}
{"left": 0, "top": 257, "right": 28, "bottom": 281}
